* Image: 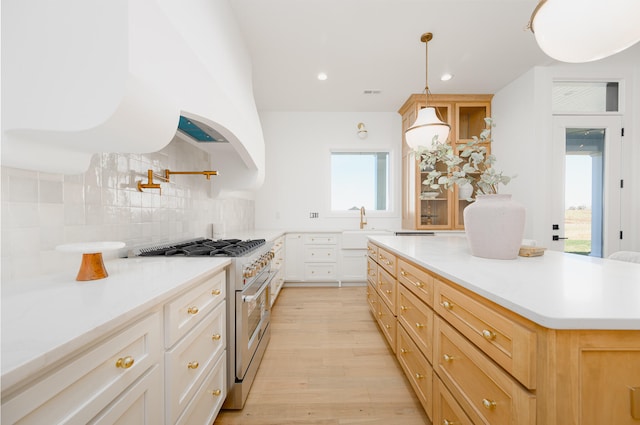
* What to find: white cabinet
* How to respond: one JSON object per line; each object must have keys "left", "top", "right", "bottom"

{"left": 285, "top": 233, "right": 339, "bottom": 283}
{"left": 164, "top": 269, "right": 227, "bottom": 425}
{"left": 339, "top": 249, "right": 368, "bottom": 281}
{"left": 270, "top": 235, "right": 286, "bottom": 306}
{"left": 1, "top": 312, "right": 163, "bottom": 425}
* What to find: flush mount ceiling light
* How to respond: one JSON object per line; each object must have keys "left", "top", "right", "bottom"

{"left": 528, "top": 0, "right": 640, "bottom": 63}
{"left": 357, "top": 123, "right": 368, "bottom": 139}
{"left": 440, "top": 73, "right": 453, "bottom": 82}
{"left": 405, "top": 32, "right": 450, "bottom": 150}
{"left": 317, "top": 72, "right": 328, "bottom": 81}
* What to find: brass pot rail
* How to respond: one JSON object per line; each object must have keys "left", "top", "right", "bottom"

{"left": 137, "top": 169, "right": 218, "bottom": 194}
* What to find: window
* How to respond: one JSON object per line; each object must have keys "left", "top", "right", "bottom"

{"left": 331, "top": 151, "right": 389, "bottom": 212}
{"left": 553, "top": 81, "right": 620, "bottom": 113}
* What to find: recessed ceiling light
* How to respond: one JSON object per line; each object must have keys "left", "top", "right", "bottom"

{"left": 317, "top": 72, "right": 328, "bottom": 81}
{"left": 440, "top": 73, "right": 453, "bottom": 81}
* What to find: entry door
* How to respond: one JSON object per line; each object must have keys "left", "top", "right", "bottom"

{"left": 550, "top": 116, "right": 622, "bottom": 257}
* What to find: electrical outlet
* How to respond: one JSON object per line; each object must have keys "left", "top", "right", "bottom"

{"left": 309, "top": 212, "right": 319, "bottom": 218}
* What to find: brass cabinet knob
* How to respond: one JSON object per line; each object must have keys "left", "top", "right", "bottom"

{"left": 115, "top": 356, "right": 135, "bottom": 369}
{"left": 187, "top": 306, "right": 199, "bottom": 315}
{"left": 211, "top": 389, "right": 222, "bottom": 397}
{"left": 443, "top": 353, "right": 455, "bottom": 362}
{"left": 211, "top": 334, "right": 222, "bottom": 341}
{"left": 400, "top": 305, "right": 408, "bottom": 311}
{"left": 443, "top": 420, "right": 457, "bottom": 425}
{"left": 414, "top": 281, "right": 424, "bottom": 288}
{"left": 385, "top": 324, "right": 390, "bottom": 329}
{"left": 415, "top": 322, "right": 425, "bottom": 329}
{"left": 400, "top": 348, "right": 410, "bottom": 354}
{"left": 482, "top": 329, "right": 496, "bottom": 340}
{"left": 441, "top": 300, "right": 454, "bottom": 310}
{"left": 400, "top": 270, "right": 407, "bottom": 276}
{"left": 211, "top": 289, "right": 221, "bottom": 296}
{"left": 385, "top": 290, "right": 392, "bottom": 295}
{"left": 415, "top": 373, "right": 425, "bottom": 380}
{"left": 187, "top": 361, "right": 199, "bottom": 369}
{"left": 482, "top": 398, "right": 497, "bottom": 410}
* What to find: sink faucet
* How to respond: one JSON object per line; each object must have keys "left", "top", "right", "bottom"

{"left": 359, "top": 206, "right": 367, "bottom": 229}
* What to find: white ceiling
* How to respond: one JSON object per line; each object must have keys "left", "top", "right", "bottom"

{"left": 229, "top": 0, "right": 555, "bottom": 112}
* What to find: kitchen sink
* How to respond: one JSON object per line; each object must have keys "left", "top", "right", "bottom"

{"left": 342, "top": 229, "right": 391, "bottom": 249}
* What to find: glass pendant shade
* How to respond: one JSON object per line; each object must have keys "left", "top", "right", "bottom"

{"left": 530, "top": 0, "right": 640, "bottom": 63}
{"left": 405, "top": 107, "right": 450, "bottom": 150}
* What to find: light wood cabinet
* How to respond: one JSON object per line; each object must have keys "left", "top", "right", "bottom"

{"left": 366, "top": 240, "right": 640, "bottom": 425}
{"left": 399, "top": 94, "right": 493, "bottom": 230}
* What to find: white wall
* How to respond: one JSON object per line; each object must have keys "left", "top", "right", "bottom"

{"left": 493, "top": 44, "right": 640, "bottom": 250}
{"left": 255, "top": 112, "right": 402, "bottom": 231}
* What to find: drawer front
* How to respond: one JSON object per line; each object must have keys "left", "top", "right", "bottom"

{"left": 304, "top": 263, "right": 337, "bottom": 280}
{"left": 396, "top": 325, "right": 433, "bottom": 419}
{"left": 366, "top": 241, "right": 378, "bottom": 260}
{"left": 377, "top": 266, "right": 396, "bottom": 313}
{"left": 398, "top": 284, "right": 434, "bottom": 363}
{"left": 175, "top": 354, "right": 226, "bottom": 425}
{"left": 377, "top": 247, "right": 397, "bottom": 276}
{"left": 435, "top": 280, "right": 537, "bottom": 389}
{"left": 303, "top": 234, "right": 337, "bottom": 245}
{"left": 88, "top": 364, "right": 164, "bottom": 425}
{"left": 367, "top": 281, "right": 378, "bottom": 316}
{"left": 272, "top": 235, "right": 285, "bottom": 252}
{"left": 166, "top": 302, "right": 226, "bottom": 424}
{"left": 366, "top": 256, "right": 377, "bottom": 286}
{"left": 434, "top": 318, "right": 536, "bottom": 425}
{"left": 398, "top": 258, "right": 434, "bottom": 307}
{"left": 2, "top": 312, "right": 161, "bottom": 425}
{"left": 375, "top": 294, "right": 397, "bottom": 353}
{"left": 165, "top": 270, "right": 226, "bottom": 348}
{"left": 303, "top": 246, "right": 337, "bottom": 262}
{"left": 433, "top": 376, "right": 474, "bottom": 425}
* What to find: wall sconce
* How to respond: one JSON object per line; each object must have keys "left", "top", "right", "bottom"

{"left": 357, "top": 123, "right": 368, "bottom": 139}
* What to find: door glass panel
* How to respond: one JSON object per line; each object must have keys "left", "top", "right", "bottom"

{"left": 564, "top": 128, "right": 605, "bottom": 257}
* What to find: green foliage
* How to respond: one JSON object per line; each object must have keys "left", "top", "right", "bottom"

{"left": 415, "top": 118, "right": 513, "bottom": 200}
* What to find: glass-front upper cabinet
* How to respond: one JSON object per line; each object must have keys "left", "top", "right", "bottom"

{"left": 399, "top": 94, "right": 492, "bottom": 230}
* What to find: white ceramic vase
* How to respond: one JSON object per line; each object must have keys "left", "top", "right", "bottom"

{"left": 463, "top": 194, "right": 525, "bottom": 260}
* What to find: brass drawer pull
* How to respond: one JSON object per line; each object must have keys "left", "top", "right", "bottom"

{"left": 211, "top": 289, "right": 221, "bottom": 295}
{"left": 187, "top": 361, "right": 199, "bottom": 369}
{"left": 482, "top": 329, "right": 496, "bottom": 340}
{"left": 414, "top": 280, "right": 424, "bottom": 288}
{"left": 400, "top": 271, "right": 407, "bottom": 276}
{"left": 187, "top": 306, "right": 199, "bottom": 315}
{"left": 212, "top": 334, "right": 222, "bottom": 341}
{"left": 211, "top": 389, "right": 222, "bottom": 397}
{"left": 385, "top": 290, "right": 392, "bottom": 295}
{"left": 441, "top": 300, "right": 454, "bottom": 310}
{"left": 400, "top": 348, "right": 410, "bottom": 354}
{"left": 482, "top": 398, "right": 497, "bottom": 410}
{"left": 400, "top": 305, "right": 408, "bottom": 311}
{"left": 415, "top": 322, "right": 425, "bottom": 329}
{"left": 443, "top": 420, "right": 457, "bottom": 425}
{"left": 414, "top": 373, "right": 425, "bottom": 380}
{"left": 115, "top": 356, "right": 135, "bottom": 369}
{"left": 443, "top": 353, "right": 455, "bottom": 362}
{"left": 385, "top": 324, "right": 391, "bottom": 329}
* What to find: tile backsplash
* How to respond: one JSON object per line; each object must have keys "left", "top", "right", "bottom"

{"left": 1, "top": 137, "right": 254, "bottom": 282}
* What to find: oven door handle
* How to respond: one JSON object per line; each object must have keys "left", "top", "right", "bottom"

{"left": 242, "top": 274, "right": 272, "bottom": 303}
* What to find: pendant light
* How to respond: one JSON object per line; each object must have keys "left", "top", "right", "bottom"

{"left": 405, "top": 32, "right": 450, "bottom": 150}
{"left": 528, "top": 0, "right": 640, "bottom": 63}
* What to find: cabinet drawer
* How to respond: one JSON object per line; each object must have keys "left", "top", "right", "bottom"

{"left": 366, "top": 241, "right": 378, "bottom": 260}
{"left": 175, "top": 354, "right": 226, "bottom": 425}
{"left": 434, "top": 318, "right": 536, "bottom": 425}
{"left": 398, "top": 284, "right": 434, "bottom": 363}
{"left": 398, "top": 258, "right": 434, "bottom": 307}
{"left": 433, "top": 376, "right": 474, "bottom": 425}
{"left": 2, "top": 312, "right": 161, "bottom": 425}
{"left": 435, "top": 280, "right": 537, "bottom": 388}
{"left": 303, "top": 246, "right": 337, "bottom": 262}
{"left": 377, "top": 247, "right": 397, "bottom": 276}
{"left": 367, "top": 281, "right": 378, "bottom": 315}
{"left": 272, "top": 235, "right": 285, "bottom": 252}
{"left": 366, "top": 255, "right": 377, "bottom": 286}
{"left": 88, "top": 364, "right": 163, "bottom": 425}
{"left": 165, "top": 302, "right": 226, "bottom": 424}
{"left": 396, "top": 325, "right": 433, "bottom": 419}
{"left": 165, "top": 270, "right": 226, "bottom": 348}
{"left": 304, "top": 263, "right": 337, "bottom": 280}
{"left": 377, "top": 266, "right": 396, "bottom": 314}
{"left": 375, "top": 294, "right": 396, "bottom": 353}
{"left": 303, "top": 234, "right": 337, "bottom": 245}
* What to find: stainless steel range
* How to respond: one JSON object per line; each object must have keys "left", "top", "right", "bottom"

{"left": 129, "top": 237, "right": 275, "bottom": 409}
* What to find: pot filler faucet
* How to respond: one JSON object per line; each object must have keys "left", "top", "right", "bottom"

{"left": 360, "top": 206, "right": 367, "bottom": 229}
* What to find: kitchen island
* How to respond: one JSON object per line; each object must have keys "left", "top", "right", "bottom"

{"left": 366, "top": 234, "right": 640, "bottom": 425}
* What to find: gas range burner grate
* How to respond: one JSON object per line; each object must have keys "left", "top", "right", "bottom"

{"left": 135, "top": 238, "right": 266, "bottom": 257}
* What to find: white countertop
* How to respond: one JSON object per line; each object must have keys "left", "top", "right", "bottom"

{"left": 1, "top": 256, "right": 230, "bottom": 391}
{"left": 370, "top": 234, "right": 640, "bottom": 330}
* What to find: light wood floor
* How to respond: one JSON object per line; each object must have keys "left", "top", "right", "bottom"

{"left": 214, "top": 286, "right": 430, "bottom": 425}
